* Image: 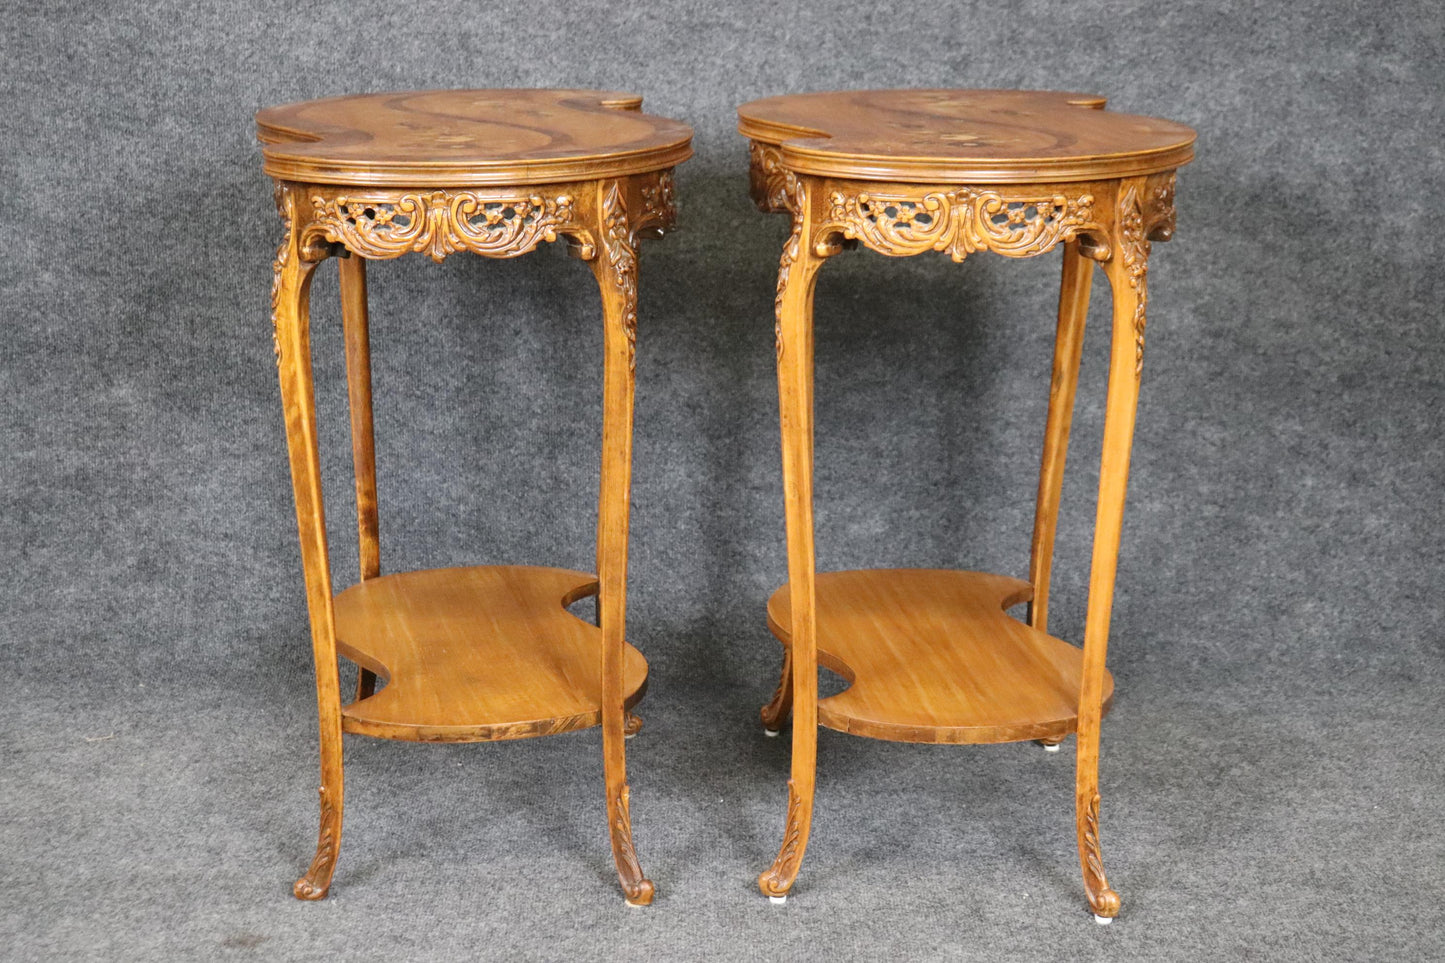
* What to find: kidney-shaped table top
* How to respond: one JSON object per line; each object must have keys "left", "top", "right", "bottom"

{"left": 738, "top": 89, "right": 1195, "bottom": 183}
{"left": 258, "top": 88, "right": 693, "bottom": 187}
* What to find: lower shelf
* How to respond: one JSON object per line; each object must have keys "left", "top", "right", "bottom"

{"left": 334, "top": 565, "right": 648, "bottom": 743}
{"left": 767, "top": 569, "right": 1112, "bottom": 745}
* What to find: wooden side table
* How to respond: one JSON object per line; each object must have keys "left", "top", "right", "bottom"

{"left": 738, "top": 89, "right": 1195, "bottom": 920}
{"left": 257, "top": 89, "right": 691, "bottom": 905}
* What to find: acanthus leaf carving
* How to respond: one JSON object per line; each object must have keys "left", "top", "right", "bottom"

{"left": 1081, "top": 790, "right": 1120, "bottom": 917}
{"left": 293, "top": 784, "right": 338, "bottom": 900}
{"left": 758, "top": 778, "right": 806, "bottom": 897}
{"left": 640, "top": 170, "right": 678, "bottom": 231}
{"left": 269, "top": 184, "right": 294, "bottom": 367}
{"left": 1118, "top": 183, "right": 1151, "bottom": 376}
{"left": 611, "top": 783, "right": 654, "bottom": 904}
{"left": 305, "top": 190, "right": 575, "bottom": 262}
{"left": 600, "top": 181, "right": 640, "bottom": 371}
{"left": 773, "top": 171, "right": 807, "bottom": 362}
{"left": 749, "top": 142, "right": 792, "bottom": 214}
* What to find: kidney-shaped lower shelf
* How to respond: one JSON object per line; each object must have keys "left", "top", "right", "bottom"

{"left": 768, "top": 569, "right": 1112, "bottom": 744}
{"left": 333, "top": 565, "right": 648, "bottom": 743}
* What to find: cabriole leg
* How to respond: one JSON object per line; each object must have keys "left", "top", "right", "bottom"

{"left": 1028, "top": 239, "right": 1093, "bottom": 636}
{"left": 340, "top": 254, "right": 381, "bottom": 701}
{"left": 760, "top": 648, "right": 793, "bottom": 735}
{"left": 1074, "top": 181, "right": 1152, "bottom": 922}
{"left": 592, "top": 181, "right": 654, "bottom": 906}
{"left": 272, "top": 185, "right": 345, "bottom": 900}
{"left": 760, "top": 185, "right": 826, "bottom": 903}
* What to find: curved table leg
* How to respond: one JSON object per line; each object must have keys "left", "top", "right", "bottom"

{"left": 592, "top": 181, "right": 654, "bottom": 906}
{"left": 760, "top": 648, "right": 793, "bottom": 735}
{"left": 273, "top": 186, "right": 345, "bottom": 900}
{"left": 1028, "top": 239, "right": 1093, "bottom": 636}
{"left": 340, "top": 253, "right": 381, "bottom": 702}
{"left": 1074, "top": 180, "right": 1153, "bottom": 922}
{"left": 760, "top": 185, "right": 826, "bottom": 902}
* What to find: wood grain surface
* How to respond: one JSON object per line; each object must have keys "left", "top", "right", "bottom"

{"left": 258, "top": 89, "right": 693, "bottom": 186}
{"left": 738, "top": 89, "right": 1195, "bottom": 182}
{"left": 767, "top": 569, "right": 1113, "bottom": 744}
{"left": 332, "top": 565, "right": 648, "bottom": 742}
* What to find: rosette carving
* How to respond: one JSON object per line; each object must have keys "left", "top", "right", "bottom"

{"left": 304, "top": 190, "right": 575, "bottom": 262}
{"left": 821, "top": 186, "right": 1099, "bottom": 262}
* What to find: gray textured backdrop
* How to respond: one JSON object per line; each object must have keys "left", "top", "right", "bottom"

{"left": 3, "top": 1, "right": 1443, "bottom": 960}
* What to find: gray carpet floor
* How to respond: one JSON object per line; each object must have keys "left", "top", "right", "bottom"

{"left": 3, "top": 0, "right": 1443, "bottom": 959}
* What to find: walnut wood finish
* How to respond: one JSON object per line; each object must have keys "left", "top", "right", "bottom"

{"left": 262, "top": 90, "right": 690, "bottom": 905}
{"left": 258, "top": 89, "right": 693, "bottom": 187}
{"left": 766, "top": 570, "right": 1114, "bottom": 744}
{"left": 334, "top": 566, "right": 649, "bottom": 742}
{"left": 738, "top": 89, "right": 1194, "bottom": 183}
{"left": 740, "top": 89, "right": 1192, "bottom": 919}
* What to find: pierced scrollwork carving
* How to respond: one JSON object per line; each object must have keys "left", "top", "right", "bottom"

{"left": 749, "top": 142, "right": 792, "bottom": 214}
{"left": 600, "top": 181, "right": 640, "bottom": 370}
{"left": 821, "top": 186, "right": 1100, "bottom": 263}
{"left": 304, "top": 190, "right": 575, "bottom": 262}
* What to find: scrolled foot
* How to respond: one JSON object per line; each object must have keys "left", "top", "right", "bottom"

{"left": 758, "top": 779, "right": 809, "bottom": 901}
{"left": 623, "top": 878, "right": 656, "bottom": 907}
{"left": 293, "top": 873, "right": 330, "bottom": 901}
{"left": 608, "top": 784, "right": 655, "bottom": 906}
{"left": 293, "top": 786, "right": 340, "bottom": 901}
{"left": 1079, "top": 792, "right": 1121, "bottom": 922}
{"left": 1089, "top": 888, "right": 1121, "bottom": 920}
{"left": 624, "top": 712, "right": 643, "bottom": 739}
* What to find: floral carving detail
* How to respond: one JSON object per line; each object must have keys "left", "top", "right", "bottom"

{"left": 1118, "top": 183, "right": 1151, "bottom": 376}
{"left": 269, "top": 185, "right": 294, "bottom": 366}
{"left": 600, "top": 181, "right": 640, "bottom": 371}
{"left": 293, "top": 785, "right": 338, "bottom": 900}
{"left": 640, "top": 170, "right": 678, "bottom": 229}
{"left": 773, "top": 171, "right": 807, "bottom": 361}
{"left": 759, "top": 778, "right": 807, "bottom": 897}
{"left": 1145, "top": 172, "right": 1177, "bottom": 243}
{"left": 306, "top": 190, "right": 574, "bottom": 262}
{"left": 749, "top": 142, "right": 792, "bottom": 213}
{"left": 822, "top": 187, "right": 1098, "bottom": 263}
